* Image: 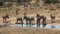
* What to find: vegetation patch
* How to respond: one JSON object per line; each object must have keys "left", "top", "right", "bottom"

{"left": 44, "top": 0, "right": 60, "bottom": 4}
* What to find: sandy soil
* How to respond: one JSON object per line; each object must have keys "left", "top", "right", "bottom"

{"left": 0, "top": 26, "right": 60, "bottom": 34}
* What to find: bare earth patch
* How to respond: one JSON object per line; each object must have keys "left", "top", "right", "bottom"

{"left": 0, "top": 27, "right": 60, "bottom": 34}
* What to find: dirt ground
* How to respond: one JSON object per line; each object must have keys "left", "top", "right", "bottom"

{"left": 0, "top": 26, "right": 60, "bottom": 34}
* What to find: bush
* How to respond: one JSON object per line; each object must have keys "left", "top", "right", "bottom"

{"left": 0, "top": 2, "right": 3, "bottom": 6}
{"left": 17, "top": 0, "right": 32, "bottom": 4}
{"left": 3, "top": 3, "right": 12, "bottom": 7}
{"left": 44, "top": 0, "right": 59, "bottom": 4}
